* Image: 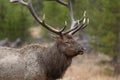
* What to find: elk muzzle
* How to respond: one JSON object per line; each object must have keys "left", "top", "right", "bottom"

{"left": 77, "top": 47, "right": 84, "bottom": 55}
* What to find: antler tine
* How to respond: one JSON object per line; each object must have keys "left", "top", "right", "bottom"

{"left": 68, "top": 10, "right": 88, "bottom": 35}
{"left": 71, "top": 24, "right": 87, "bottom": 35}
{"left": 71, "top": 17, "right": 89, "bottom": 35}
{"left": 56, "top": 0, "right": 68, "bottom": 7}
{"left": 68, "top": 0, "right": 76, "bottom": 30}
{"left": 10, "top": 0, "right": 66, "bottom": 35}
{"left": 10, "top": 0, "right": 28, "bottom": 6}
{"left": 56, "top": 0, "right": 77, "bottom": 31}
{"left": 63, "top": 0, "right": 83, "bottom": 35}
{"left": 59, "top": 21, "right": 67, "bottom": 32}
{"left": 27, "top": 0, "right": 62, "bottom": 35}
{"left": 63, "top": 21, "right": 79, "bottom": 35}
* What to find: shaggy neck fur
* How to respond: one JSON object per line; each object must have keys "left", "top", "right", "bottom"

{"left": 37, "top": 42, "right": 72, "bottom": 79}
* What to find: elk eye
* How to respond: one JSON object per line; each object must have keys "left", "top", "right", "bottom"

{"left": 65, "top": 42, "right": 69, "bottom": 44}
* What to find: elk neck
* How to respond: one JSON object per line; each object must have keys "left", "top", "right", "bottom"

{"left": 38, "top": 42, "right": 72, "bottom": 79}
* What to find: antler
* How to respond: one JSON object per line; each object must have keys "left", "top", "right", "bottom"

{"left": 55, "top": 0, "right": 89, "bottom": 35}
{"left": 10, "top": 0, "right": 67, "bottom": 36}
{"left": 70, "top": 11, "right": 89, "bottom": 35}
{"left": 10, "top": 0, "right": 89, "bottom": 36}
{"left": 56, "top": 0, "right": 68, "bottom": 7}
{"left": 64, "top": 0, "right": 89, "bottom": 35}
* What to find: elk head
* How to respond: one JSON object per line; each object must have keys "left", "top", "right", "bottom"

{"left": 10, "top": 0, "right": 89, "bottom": 57}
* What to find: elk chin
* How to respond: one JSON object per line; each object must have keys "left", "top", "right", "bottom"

{"left": 65, "top": 50, "right": 84, "bottom": 58}
{"left": 77, "top": 50, "right": 84, "bottom": 55}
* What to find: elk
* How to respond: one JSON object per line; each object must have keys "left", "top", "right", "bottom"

{"left": 0, "top": 0, "right": 89, "bottom": 80}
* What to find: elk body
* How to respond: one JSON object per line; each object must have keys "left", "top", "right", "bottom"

{"left": 0, "top": 0, "right": 89, "bottom": 80}
{"left": 0, "top": 35, "right": 84, "bottom": 80}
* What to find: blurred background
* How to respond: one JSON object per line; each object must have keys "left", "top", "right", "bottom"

{"left": 0, "top": 0, "right": 120, "bottom": 80}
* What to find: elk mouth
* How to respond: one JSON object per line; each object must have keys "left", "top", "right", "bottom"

{"left": 77, "top": 50, "right": 84, "bottom": 55}
{"left": 77, "top": 47, "right": 84, "bottom": 55}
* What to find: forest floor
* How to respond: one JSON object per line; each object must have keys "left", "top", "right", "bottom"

{"left": 61, "top": 52, "right": 120, "bottom": 80}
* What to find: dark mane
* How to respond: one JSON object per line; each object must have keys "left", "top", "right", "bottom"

{"left": 37, "top": 43, "right": 72, "bottom": 79}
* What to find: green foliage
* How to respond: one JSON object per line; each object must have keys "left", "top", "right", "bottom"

{"left": 85, "top": 0, "right": 120, "bottom": 56}
{"left": 0, "top": 0, "right": 33, "bottom": 41}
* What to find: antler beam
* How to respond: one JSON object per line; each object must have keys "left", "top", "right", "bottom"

{"left": 10, "top": 0, "right": 67, "bottom": 35}
{"left": 10, "top": 0, "right": 89, "bottom": 36}
{"left": 56, "top": 0, "right": 68, "bottom": 7}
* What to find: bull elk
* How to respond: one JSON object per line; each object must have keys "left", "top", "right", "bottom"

{"left": 0, "top": 0, "right": 89, "bottom": 80}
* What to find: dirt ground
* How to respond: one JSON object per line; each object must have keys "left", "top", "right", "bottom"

{"left": 61, "top": 52, "right": 120, "bottom": 80}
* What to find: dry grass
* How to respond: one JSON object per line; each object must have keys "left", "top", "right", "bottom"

{"left": 61, "top": 52, "right": 120, "bottom": 80}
